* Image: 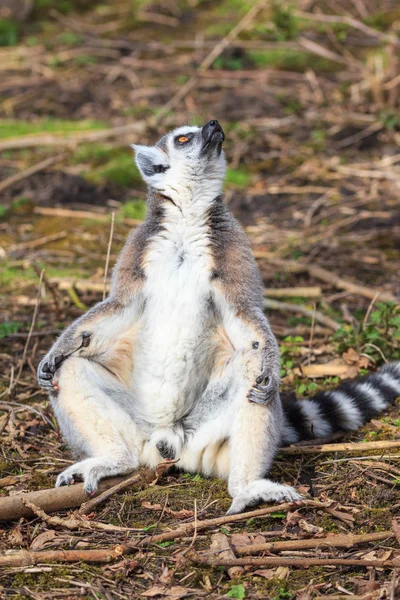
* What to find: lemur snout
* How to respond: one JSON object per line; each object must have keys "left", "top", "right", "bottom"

{"left": 202, "top": 119, "right": 225, "bottom": 149}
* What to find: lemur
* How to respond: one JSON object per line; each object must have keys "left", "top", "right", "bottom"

{"left": 38, "top": 120, "right": 400, "bottom": 514}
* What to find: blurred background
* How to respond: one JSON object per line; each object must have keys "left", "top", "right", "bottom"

{"left": 1, "top": 2, "right": 400, "bottom": 596}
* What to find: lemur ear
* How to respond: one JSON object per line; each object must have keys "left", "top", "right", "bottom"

{"left": 132, "top": 144, "right": 170, "bottom": 182}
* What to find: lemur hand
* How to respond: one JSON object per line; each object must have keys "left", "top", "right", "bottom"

{"left": 37, "top": 331, "right": 91, "bottom": 391}
{"left": 246, "top": 349, "right": 280, "bottom": 406}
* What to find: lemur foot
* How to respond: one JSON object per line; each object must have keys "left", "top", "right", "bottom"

{"left": 156, "top": 440, "right": 176, "bottom": 460}
{"left": 226, "top": 479, "right": 302, "bottom": 515}
{"left": 56, "top": 455, "right": 138, "bottom": 496}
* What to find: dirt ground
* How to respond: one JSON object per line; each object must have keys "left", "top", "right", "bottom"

{"left": 1, "top": 1, "right": 400, "bottom": 598}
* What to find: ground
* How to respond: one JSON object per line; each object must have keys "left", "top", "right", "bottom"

{"left": 0, "top": 1, "right": 400, "bottom": 598}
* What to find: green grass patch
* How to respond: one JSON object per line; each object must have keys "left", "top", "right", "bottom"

{"left": 247, "top": 49, "right": 340, "bottom": 72}
{"left": 57, "top": 31, "right": 83, "bottom": 45}
{"left": 119, "top": 199, "right": 146, "bottom": 220}
{"left": 334, "top": 302, "right": 400, "bottom": 365}
{"left": 225, "top": 168, "right": 249, "bottom": 188}
{"left": 84, "top": 152, "right": 141, "bottom": 188}
{"left": 0, "top": 19, "right": 19, "bottom": 46}
{"left": 0, "top": 119, "right": 106, "bottom": 140}
{"left": 0, "top": 322, "right": 21, "bottom": 338}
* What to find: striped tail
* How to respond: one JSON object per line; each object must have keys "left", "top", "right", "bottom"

{"left": 281, "top": 362, "right": 400, "bottom": 445}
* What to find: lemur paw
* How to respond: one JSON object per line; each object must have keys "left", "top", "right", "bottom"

{"left": 56, "top": 460, "right": 101, "bottom": 496}
{"left": 226, "top": 479, "right": 302, "bottom": 515}
{"left": 246, "top": 373, "right": 278, "bottom": 406}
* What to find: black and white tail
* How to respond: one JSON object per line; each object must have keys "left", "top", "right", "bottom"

{"left": 281, "top": 362, "right": 400, "bottom": 445}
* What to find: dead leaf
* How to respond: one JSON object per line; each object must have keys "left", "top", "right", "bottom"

{"left": 393, "top": 518, "right": 400, "bottom": 544}
{"left": 30, "top": 529, "right": 56, "bottom": 550}
{"left": 142, "top": 586, "right": 190, "bottom": 598}
{"left": 253, "top": 569, "right": 276, "bottom": 579}
{"left": 298, "top": 519, "right": 324, "bottom": 535}
{"left": 342, "top": 348, "right": 370, "bottom": 369}
{"left": 275, "top": 566, "right": 290, "bottom": 580}
{"left": 150, "top": 460, "right": 179, "bottom": 486}
{"left": 8, "top": 526, "right": 24, "bottom": 546}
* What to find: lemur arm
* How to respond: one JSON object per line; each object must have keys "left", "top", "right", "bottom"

{"left": 209, "top": 201, "right": 281, "bottom": 403}
{"left": 38, "top": 224, "right": 147, "bottom": 389}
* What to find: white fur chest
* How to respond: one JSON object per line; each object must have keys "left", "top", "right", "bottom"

{"left": 133, "top": 207, "right": 214, "bottom": 426}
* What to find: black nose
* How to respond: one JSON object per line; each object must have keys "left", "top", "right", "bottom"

{"left": 202, "top": 119, "right": 224, "bottom": 145}
{"left": 205, "top": 119, "right": 221, "bottom": 132}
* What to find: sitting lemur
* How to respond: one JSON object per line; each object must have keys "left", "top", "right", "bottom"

{"left": 38, "top": 120, "right": 400, "bottom": 514}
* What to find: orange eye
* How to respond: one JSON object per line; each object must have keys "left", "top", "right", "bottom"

{"left": 178, "top": 136, "right": 189, "bottom": 143}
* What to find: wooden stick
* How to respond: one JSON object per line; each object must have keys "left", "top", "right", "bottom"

{"left": 280, "top": 440, "right": 400, "bottom": 456}
{"left": 0, "top": 472, "right": 149, "bottom": 522}
{"left": 134, "top": 500, "right": 331, "bottom": 548}
{"left": 264, "top": 287, "right": 322, "bottom": 298}
{"left": 0, "top": 154, "right": 65, "bottom": 194}
{"left": 307, "top": 265, "right": 397, "bottom": 304}
{"left": 7, "top": 232, "right": 67, "bottom": 254}
{"left": 188, "top": 551, "right": 400, "bottom": 569}
{"left": 33, "top": 206, "right": 142, "bottom": 226}
{"left": 21, "top": 499, "right": 140, "bottom": 533}
{"left": 79, "top": 472, "right": 145, "bottom": 515}
{"left": 103, "top": 212, "right": 115, "bottom": 301}
{"left": 233, "top": 531, "right": 394, "bottom": 555}
{"left": 0, "top": 546, "right": 130, "bottom": 567}
{"left": 263, "top": 298, "right": 340, "bottom": 331}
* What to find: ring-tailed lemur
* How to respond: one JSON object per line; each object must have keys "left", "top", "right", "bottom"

{"left": 38, "top": 120, "right": 400, "bottom": 514}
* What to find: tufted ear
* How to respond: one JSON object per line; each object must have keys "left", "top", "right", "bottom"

{"left": 132, "top": 144, "right": 170, "bottom": 184}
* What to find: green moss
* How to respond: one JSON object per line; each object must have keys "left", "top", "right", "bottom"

{"left": 225, "top": 168, "right": 249, "bottom": 188}
{"left": 85, "top": 152, "right": 141, "bottom": 188}
{"left": 0, "top": 19, "right": 19, "bottom": 47}
{"left": 119, "top": 199, "right": 147, "bottom": 220}
{"left": 57, "top": 31, "right": 83, "bottom": 45}
{"left": 0, "top": 119, "right": 106, "bottom": 140}
{"left": 247, "top": 49, "right": 340, "bottom": 72}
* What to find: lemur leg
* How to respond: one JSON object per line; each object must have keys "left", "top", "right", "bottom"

{"left": 226, "top": 341, "right": 301, "bottom": 514}
{"left": 51, "top": 357, "right": 144, "bottom": 494}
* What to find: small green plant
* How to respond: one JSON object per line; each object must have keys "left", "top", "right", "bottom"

{"left": 280, "top": 336, "right": 304, "bottom": 377}
{"left": 227, "top": 584, "right": 246, "bottom": 599}
{"left": 334, "top": 302, "right": 400, "bottom": 365}
{"left": 57, "top": 32, "right": 83, "bottom": 45}
{"left": 378, "top": 110, "right": 400, "bottom": 130}
{"left": 0, "top": 19, "right": 19, "bottom": 47}
{"left": 0, "top": 205, "right": 8, "bottom": 219}
{"left": 225, "top": 168, "right": 249, "bottom": 188}
{"left": 0, "top": 322, "right": 21, "bottom": 338}
{"left": 119, "top": 200, "right": 146, "bottom": 221}
{"left": 271, "top": 3, "right": 299, "bottom": 40}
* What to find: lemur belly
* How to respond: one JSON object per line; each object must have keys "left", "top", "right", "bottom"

{"left": 132, "top": 215, "right": 216, "bottom": 430}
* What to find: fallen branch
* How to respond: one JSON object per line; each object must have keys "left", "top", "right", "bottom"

{"left": 307, "top": 265, "right": 397, "bottom": 304}
{"left": 134, "top": 500, "right": 331, "bottom": 548}
{"left": 7, "top": 231, "right": 67, "bottom": 254}
{"left": 21, "top": 499, "right": 140, "bottom": 532}
{"left": 0, "top": 470, "right": 151, "bottom": 522}
{"left": 280, "top": 440, "right": 400, "bottom": 456}
{"left": 263, "top": 298, "right": 340, "bottom": 331}
{"left": 79, "top": 472, "right": 144, "bottom": 515}
{"left": 0, "top": 154, "right": 65, "bottom": 194}
{"left": 233, "top": 530, "right": 394, "bottom": 555}
{"left": 264, "top": 287, "right": 322, "bottom": 298}
{"left": 33, "top": 206, "right": 142, "bottom": 226}
{"left": 188, "top": 551, "right": 400, "bottom": 569}
{"left": 0, "top": 545, "right": 130, "bottom": 567}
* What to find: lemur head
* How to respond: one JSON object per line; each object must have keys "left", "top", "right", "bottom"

{"left": 132, "top": 120, "right": 226, "bottom": 205}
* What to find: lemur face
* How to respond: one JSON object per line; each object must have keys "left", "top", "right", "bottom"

{"left": 132, "top": 120, "right": 226, "bottom": 203}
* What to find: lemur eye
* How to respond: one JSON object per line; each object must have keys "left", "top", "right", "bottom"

{"left": 178, "top": 136, "right": 189, "bottom": 143}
